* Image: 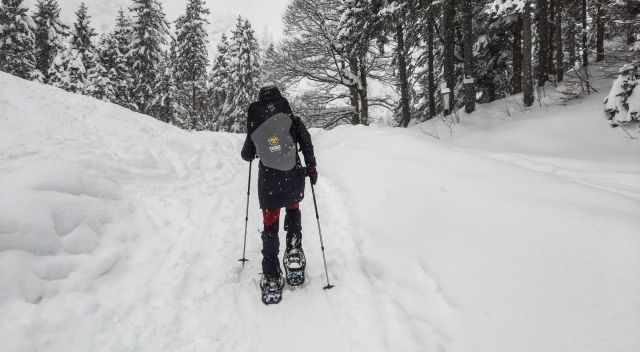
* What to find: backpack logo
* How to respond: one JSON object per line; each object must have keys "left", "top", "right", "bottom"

{"left": 268, "top": 135, "right": 281, "bottom": 152}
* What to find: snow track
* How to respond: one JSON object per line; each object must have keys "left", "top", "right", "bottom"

{"left": 1, "top": 73, "right": 639, "bottom": 352}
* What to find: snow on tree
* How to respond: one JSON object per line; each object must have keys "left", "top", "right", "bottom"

{"left": 85, "top": 54, "right": 115, "bottom": 101}
{"left": 128, "top": 0, "right": 170, "bottom": 116}
{"left": 98, "top": 9, "right": 134, "bottom": 109}
{"left": 0, "top": 0, "right": 36, "bottom": 79}
{"left": 66, "top": 2, "right": 112, "bottom": 100}
{"left": 219, "top": 17, "right": 261, "bottom": 133}
{"left": 604, "top": 63, "right": 640, "bottom": 127}
{"left": 174, "top": 0, "right": 210, "bottom": 130}
{"left": 32, "top": 0, "right": 68, "bottom": 82}
{"left": 70, "top": 2, "right": 96, "bottom": 68}
{"left": 208, "top": 33, "right": 231, "bottom": 128}
{"left": 48, "top": 44, "right": 85, "bottom": 93}
{"left": 152, "top": 41, "right": 186, "bottom": 127}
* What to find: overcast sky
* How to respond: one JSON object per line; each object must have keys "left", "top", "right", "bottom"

{"left": 25, "top": 0, "right": 291, "bottom": 48}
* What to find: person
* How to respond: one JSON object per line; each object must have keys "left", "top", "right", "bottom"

{"left": 241, "top": 85, "right": 318, "bottom": 289}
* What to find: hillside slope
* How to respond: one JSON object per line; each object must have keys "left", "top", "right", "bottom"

{"left": 1, "top": 72, "right": 639, "bottom": 352}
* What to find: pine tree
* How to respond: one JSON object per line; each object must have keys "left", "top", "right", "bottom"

{"left": 32, "top": 0, "right": 68, "bottom": 81}
{"left": 99, "top": 9, "right": 134, "bottom": 108}
{"left": 0, "top": 0, "right": 36, "bottom": 79}
{"left": 85, "top": 56, "right": 115, "bottom": 101}
{"left": 70, "top": 2, "right": 96, "bottom": 69}
{"left": 48, "top": 45, "right": 85, "bottom": 93}
{"left": 68, "top": 2, "right": 111, "bottom": 100}
{"left": 208, "top": 33, "right": 231, "bottom": 129}
{"left": 128, "top": 0, "right": 170, "bottom": 116}
{"left": 220, "top": 17, "right": 261, "bottom": 133}
{"left": 174, "top": 0, "right": 210, "bottom": 130}
{"left": 153, "top": 41, "right": 186, "bottom": 126}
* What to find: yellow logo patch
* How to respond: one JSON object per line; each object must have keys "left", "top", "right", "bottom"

{"left": 268, "top": 135, "right": 280, "bottom": 146}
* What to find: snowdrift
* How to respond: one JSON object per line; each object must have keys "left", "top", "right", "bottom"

{"left": 1, "top": 72, "right": 639, "bottom": 352}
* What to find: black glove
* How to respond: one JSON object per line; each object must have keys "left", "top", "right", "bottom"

{"left": 307, "top": 165, "right": 318, "bottom": 185}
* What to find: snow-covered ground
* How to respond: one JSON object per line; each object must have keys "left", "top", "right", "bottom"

{"left": 1, "top": 71, "right": 639, "bottom": 352}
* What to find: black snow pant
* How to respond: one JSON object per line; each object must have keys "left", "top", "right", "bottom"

{"left": 261, "top": 203, "right": 302, "bottom": 276}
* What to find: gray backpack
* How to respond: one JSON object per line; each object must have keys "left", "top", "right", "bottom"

{"left": 251, "top": 112, "right": 298, "bottom": 171}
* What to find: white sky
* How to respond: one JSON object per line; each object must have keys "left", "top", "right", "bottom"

{"left": 24, "top": 0, "right": 290, "bottom": 48}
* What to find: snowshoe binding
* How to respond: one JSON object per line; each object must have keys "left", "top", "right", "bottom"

{"left": 284, "top": 232, "right": 306, "bottom": 286}
{"left": 260, "top": 272, "right": 285, "bottom": 305}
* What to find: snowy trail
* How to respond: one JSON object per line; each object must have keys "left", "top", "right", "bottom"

{"left": 1, "top": 73, "right": 639, "bottom": 352}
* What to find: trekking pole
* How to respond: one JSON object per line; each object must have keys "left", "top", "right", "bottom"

{"left": 310, "top": 182, "right": 334, "bottom": 290}
{"left": 239, "top": 160, "right": 252, "bottom": 267}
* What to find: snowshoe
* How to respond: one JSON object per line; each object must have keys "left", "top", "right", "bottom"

{"left": 283, "top": 247, "right": 306, "bottom": 286}
{"left": 260, "top": 273, "right": 285, "bottom": 305}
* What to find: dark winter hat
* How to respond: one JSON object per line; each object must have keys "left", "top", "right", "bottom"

{"left": 258, "top": 85, "right": 283, "bottom": 102}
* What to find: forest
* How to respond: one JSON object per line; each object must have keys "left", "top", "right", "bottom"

{"left": 1, "top": 0, "right": 639, "bottom": 131}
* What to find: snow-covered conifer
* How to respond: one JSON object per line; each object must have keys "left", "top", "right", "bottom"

{"left": 153, "top": 41, "right": 187, "bottom": 127}
{"left": 174, "top": 0, "right": 209, "bottom": 129}
{"left": 98, "top": 10, "right": 134, "bottom": 108}
{"left": 0, "top": 0, "right": 36, "bottom": 79}
{"left": 208, "top": 33, "right": 231, "bottom": 128}
{"left": 32, "top": 0, "right": 68, "bottom": 81}
{"left": 48, "top": 45, "right": 85, "bottom": 93}
{"left": 220, "top": 17, "right": 261, "bottom": 133}
{"left": 70, "top": 2, "right": 96, "bottom": 69}
{"left": 128, "top": 0, "right": 170, "bottom": 116}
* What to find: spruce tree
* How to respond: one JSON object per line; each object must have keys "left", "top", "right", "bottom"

{"left": 153, "top": 42, "right": 183, "bottom": 125}
{"left": 208, "top": 33, "right": 231, "bottom": 129}
{"left": 69, "top": 2, "right": 111, "bottom": 100}
{"left": 174, "top": 0, "right": 210, "bottom": 130}
{"left": 128, "top": 0, "right": 169, "bottom": 116}
{"left": 99, "top": 9, "right": 134, "bottom": 108}
{"left": 70, "top": 2, "right": 96, "bottom": 69}
{"left": 32, "top": 0, "right": 68, "bottom": 81}
{"left": 0, "top": 0, "right": 36, "bottom": 79}
{"left": 221, "top": 17, "right": 261, "bottom": 133}
{"left": 48, "top": 45, "right": 85, "bottom": 93}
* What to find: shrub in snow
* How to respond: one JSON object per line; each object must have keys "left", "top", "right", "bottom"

{"left": 604, "top": 63, "right": 640, "bottom": 127}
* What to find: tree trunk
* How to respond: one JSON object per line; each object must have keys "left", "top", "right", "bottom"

{"left": 358, "top": 55, "right": 369, "bottom": 125}
{"left": 443, "top": 0, "right": 456, "bottom": 113}
{"left": 192, "top": 82, "right": 197, "bottom": 130}
{"left": 547, "top": 0, "right": 556, "bottom": 79}
{"left": 396, "top": 21, "right": 412, "bottom": 127}
{"left": 582, "top": 0, "right": 590, "bottom": 93}
{"left": 555, "top": 8, "right": 564, "bottom": 82}
{"left": 536, "top": 0, "right": 549, "bottom": 86}
{"left": 462, "top": 0, "right": 475, "bottom": 113}
{"left": 349, "top": 86, "right": 360, "bottom": 125}
{"left": 522, "top": 9, "right": 534, "bottom": 107}
{"left": 567, "top": 14, "right": 576, "bottom": 67}
{"left": 596, "top": 4, "right": 605, "bottom": 62}
{"left": 427, "top": 6, "right": 436, "bottom": 119}
{"left": 512, "top": 16, "right": 523, "bottom": 94}
{"left": 582, "top": 0, "right": 588, "bottom": 69}
{"left": 349, "top": 57, "right": 361, "bottom": 125}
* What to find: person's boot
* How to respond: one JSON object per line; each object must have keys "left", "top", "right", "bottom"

{"left": 283, "top": 208, "right": 306, "bottom": 286}
{"left": 260, "top": 221, "right": 284, "bottom": 304}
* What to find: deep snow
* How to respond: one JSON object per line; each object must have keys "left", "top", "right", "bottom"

{"left": 1, "top": 71, "right": 639, "bottom": 352}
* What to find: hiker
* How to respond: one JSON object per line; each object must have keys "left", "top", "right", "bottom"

{"left": 241, "top": 85, "right": 317, "bottom": 303}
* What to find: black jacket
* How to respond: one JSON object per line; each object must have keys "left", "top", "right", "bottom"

{"left": 241, "top": 87, "right": 316, "bottom": 209}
